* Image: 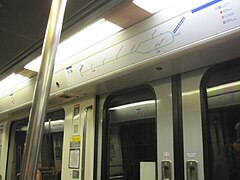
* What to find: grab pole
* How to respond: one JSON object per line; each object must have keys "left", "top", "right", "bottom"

{"left": 19, "top": 0, "right": 67, "bottom": 179}
{"left": 81, "top": 105, "right": 93, "bottom": 180}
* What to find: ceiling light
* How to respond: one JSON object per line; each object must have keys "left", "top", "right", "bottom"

{"left": 24, "top": 19, "right": 122, "bottom": 72}
{"left": 56, "top": 19, "right": 122, "bottom": 63}
{"left": 0, "top": 73, "right": 28, "bottom": 96}
{"left": 24, "top": 56, "right": 41, "bottom": 73}
{"left": 133, "top": 0, "right": 173, "bottom": 13}
{"left": 133, "top": 0, "right": 214, "bottom": 14}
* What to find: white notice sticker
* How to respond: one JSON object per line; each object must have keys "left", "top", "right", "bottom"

{"left": 187, "top": 152, "right": 197, "bottom": 158}
{"left": 163, "top": 152, "right": 170, "bottom": 159}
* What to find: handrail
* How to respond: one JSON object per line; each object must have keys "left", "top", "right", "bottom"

{"left": 81, "top": 105, "right": 93, "bottom": 180}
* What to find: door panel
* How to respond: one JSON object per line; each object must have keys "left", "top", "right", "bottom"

{"left": 181, "top": 69, "right": 206, "bottom": 180}
{"left": 102, "top": 86, "right": 157, "bottom": 180}
{"left": 201, "top": 59, "right": 240, "bottom": 180}
{"left": 97, "top": 78, "right": 174, "bottom": 180}
{"left": 151, "top": 78, "right": 174, "bottom": 180}
{"left": 61, "top": 96, "right": 96, "bottom": 180}
{"left": 1, "top": 121, "right": 12, "bottom": 180}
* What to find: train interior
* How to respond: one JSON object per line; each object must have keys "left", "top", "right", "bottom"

{"left": 0, "top": 0, "right": 240, "bottom": 180}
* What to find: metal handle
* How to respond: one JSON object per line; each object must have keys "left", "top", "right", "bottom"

{"left": 186, "top": 161, "right": 198, "bottom": 180}
{"left": 161, "top": 160, "right": 171, "bottom": 180}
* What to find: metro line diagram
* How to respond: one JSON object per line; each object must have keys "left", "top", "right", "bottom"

{"left": 65, "top": 29, "right": 175, "bottom": 77}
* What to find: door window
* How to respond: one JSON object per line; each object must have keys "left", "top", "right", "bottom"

{"left": 201, "top": 60, "right": 240, "bottom": 180}
{"left": 102, "top": 86, "right": 157, "bottom": 180}
{"left": 7, "top": 109, "right": 65, "bottom": 180}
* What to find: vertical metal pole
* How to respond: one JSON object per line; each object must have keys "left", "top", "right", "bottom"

{"left": 19, "top": 0, "right": 67, "bottom": 179}
{"left": 81, "top": 105, "right": 93, "bottom": 180}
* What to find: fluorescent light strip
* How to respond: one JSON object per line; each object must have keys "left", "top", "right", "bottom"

{"left": 0, "top": 73, "right": 28, "bottom": 96}
{"left": 109, "top": 100, "right": 155, "bottom": 110}
{"left": 24, "top": 57, "right": 41, "bottom": 72}
{"left": 25, "top": 19, "right": 123, "bottom": 72}
{"left": 133, "top": 0, "right": 172, "bottom": 13}
{"left": 133, "top": 0, "right": 213, "bottom": 14}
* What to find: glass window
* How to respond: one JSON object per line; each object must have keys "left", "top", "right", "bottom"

{"left": 7, "top": 109, "right": 65, "bottom": 180}
{"left": 202, "top": 59, "right": 240, "bottom": 180}
{"left": 102, "top": 86, "right": 157, "bottom": 180}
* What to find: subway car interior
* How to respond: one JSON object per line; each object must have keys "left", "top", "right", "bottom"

{"left": 0, "top": 0, "right": 240, "bottom": 180}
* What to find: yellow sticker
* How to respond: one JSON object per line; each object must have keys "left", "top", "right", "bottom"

{"left": 71, "top": 135, "right": 80, "bottom": 142}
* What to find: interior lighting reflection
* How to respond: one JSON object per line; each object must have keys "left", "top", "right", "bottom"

{"left": 207, "top": 81, "right": 240, "bottom": 93}
{"left": 109, "top": 100, "right": 155, "bottom": 110}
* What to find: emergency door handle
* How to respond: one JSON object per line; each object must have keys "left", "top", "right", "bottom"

{"left": 186, "top": 161, "right": 198, "bottom": 180}
{"left": 161, "top": 160, "right": 171, "bottom": 180}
